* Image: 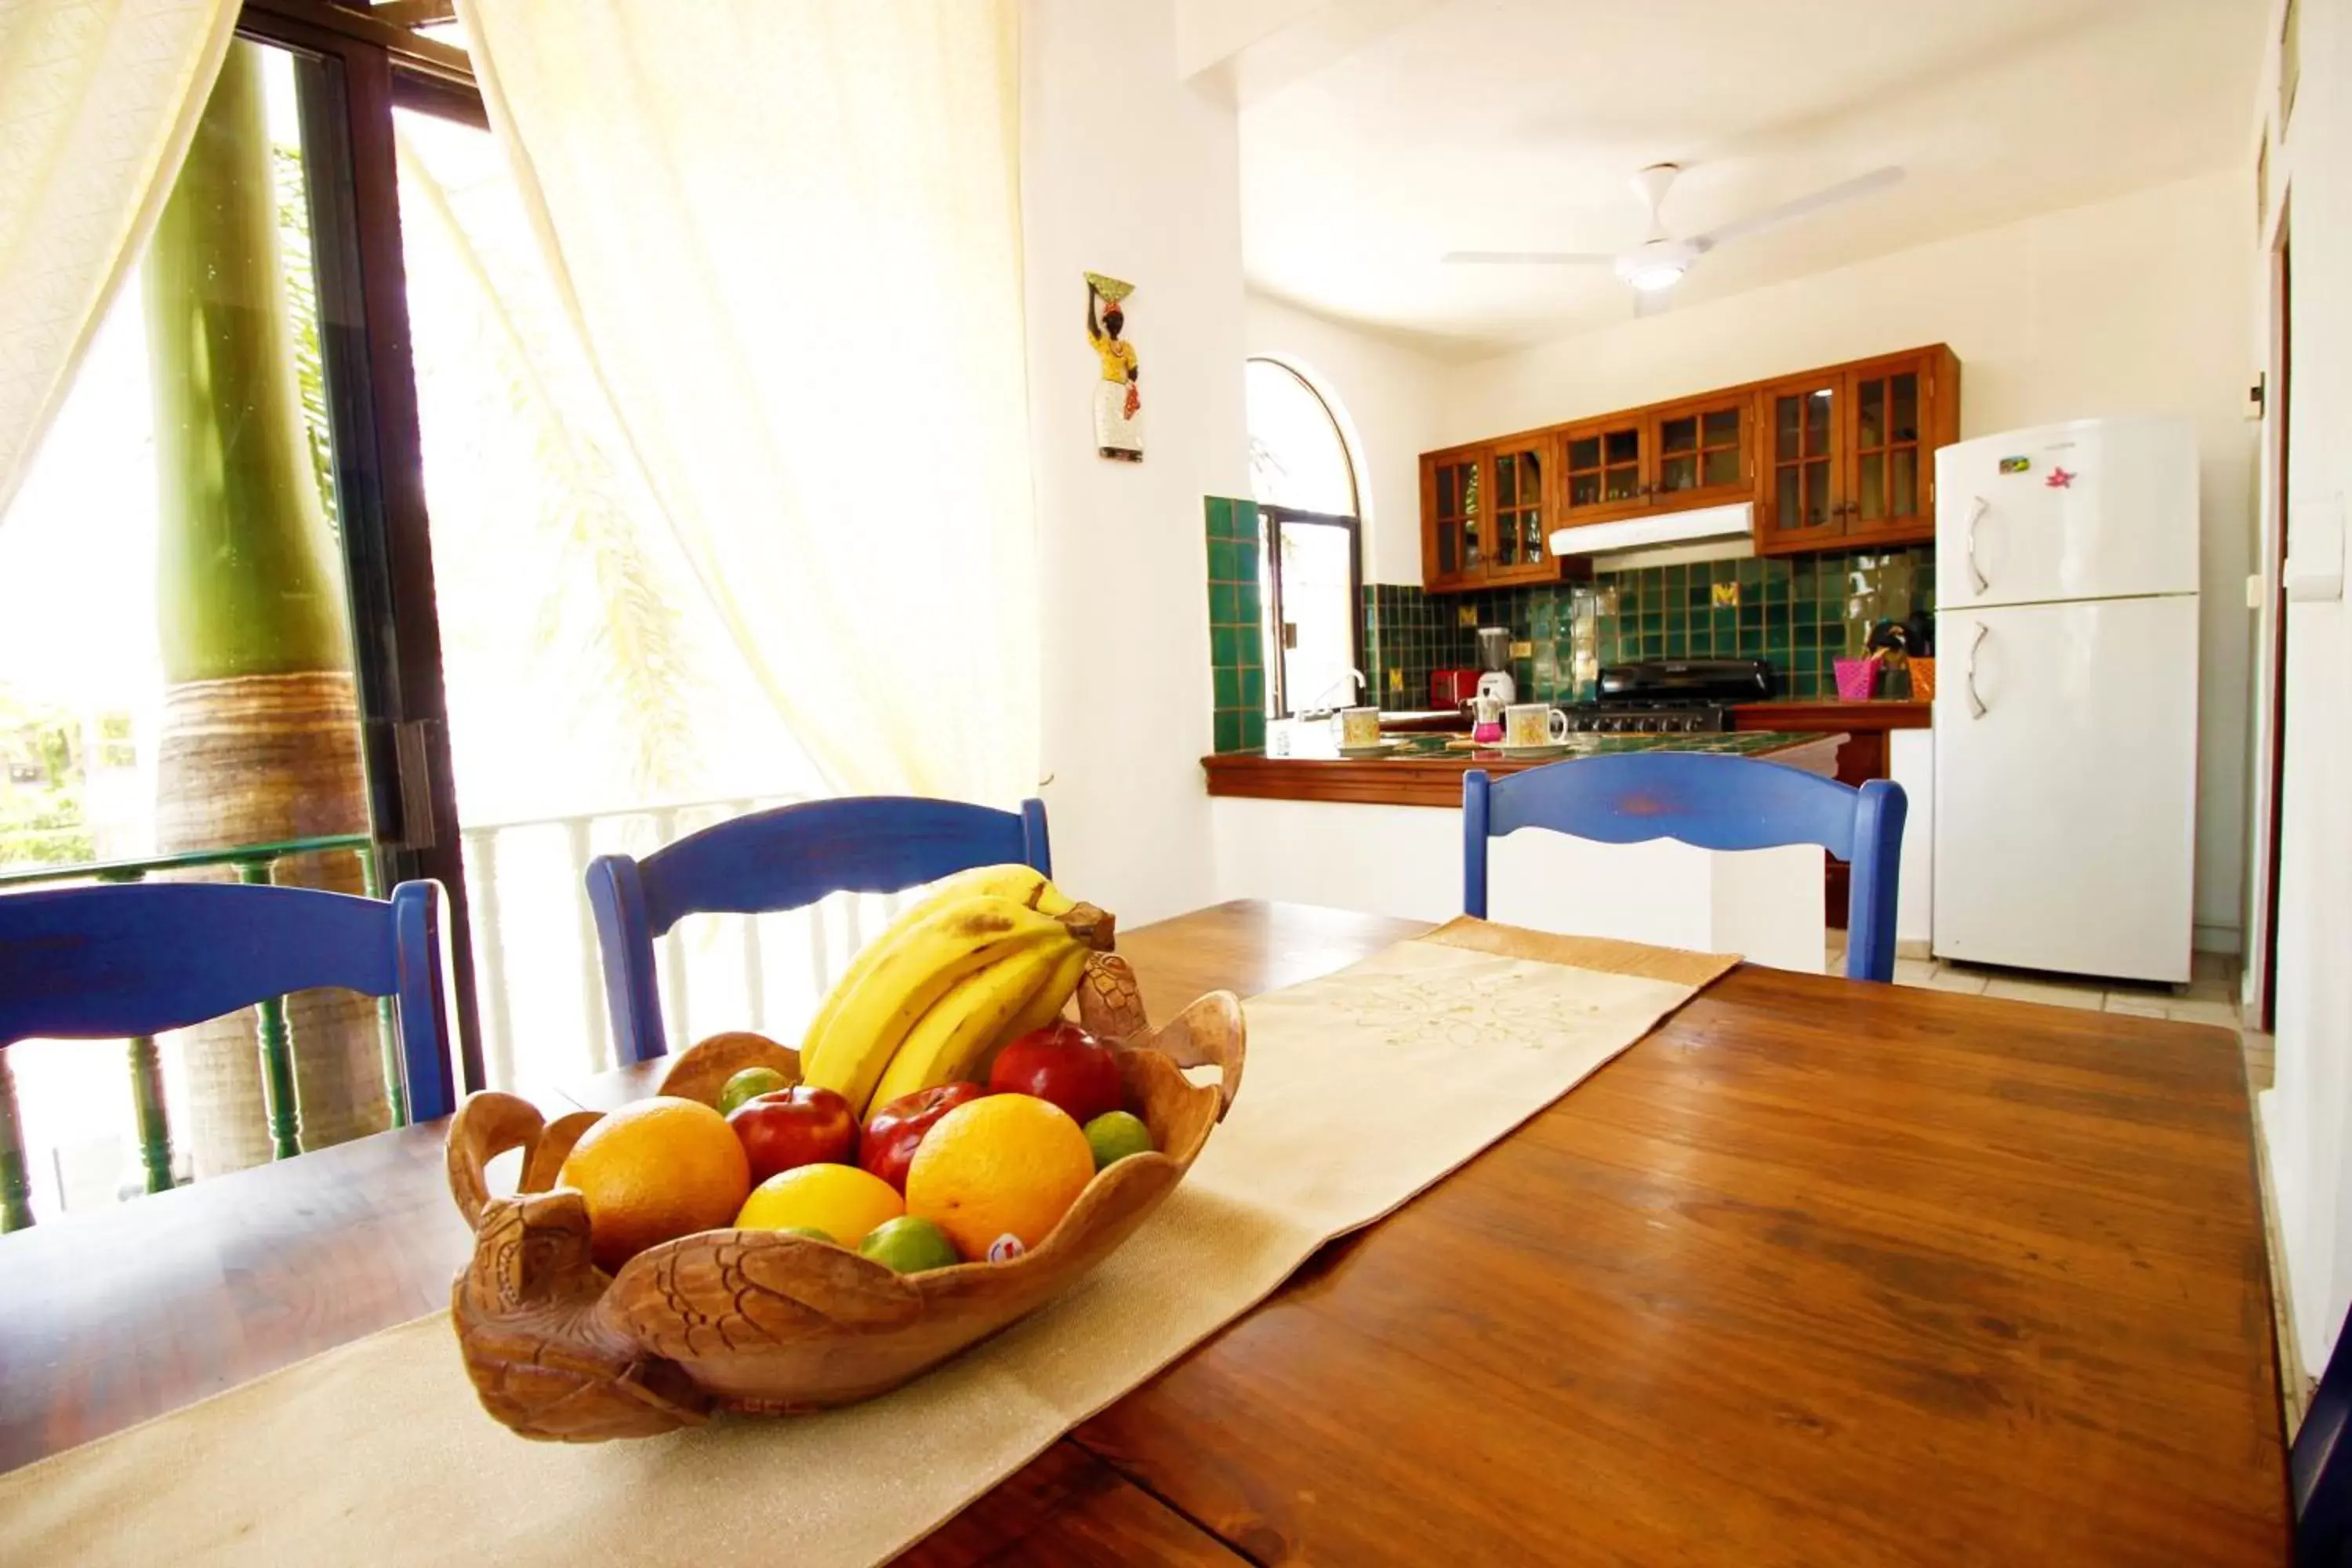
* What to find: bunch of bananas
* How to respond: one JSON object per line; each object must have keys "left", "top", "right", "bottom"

{"left": 800, "top": 865, "right": 1115, "bottom": 1119}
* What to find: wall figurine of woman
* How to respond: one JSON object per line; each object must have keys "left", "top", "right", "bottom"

{"left": 1086, "top": 273, "right": 1142, "bottom": 461}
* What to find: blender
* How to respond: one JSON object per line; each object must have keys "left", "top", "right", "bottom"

{"left": 1473, "top": 626, "right": 1515, "bottom": 706}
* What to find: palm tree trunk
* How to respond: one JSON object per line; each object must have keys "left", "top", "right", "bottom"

{"left": 146, "top": 42, "right": 383, "bottom": 1176}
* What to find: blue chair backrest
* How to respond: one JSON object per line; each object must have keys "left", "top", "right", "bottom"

{"left": 2296, "top": 1305, "right": 2352, "bottom": 1565}
{"left": 0, "top": 879, "right": 454, "bottom": 1121}
{"left": 1463, "top": 752, "right": 1907, "bottom": 983}
{"left": 586, "top": 796, "right": 1051, "bottom": 1065}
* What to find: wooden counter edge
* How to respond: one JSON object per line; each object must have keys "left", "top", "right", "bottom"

{"left": 1731, "top": 700, "right": 1929, "bottom": 730}
{"left": 1201, "top": 733, "right": 1846, "bottom": 809}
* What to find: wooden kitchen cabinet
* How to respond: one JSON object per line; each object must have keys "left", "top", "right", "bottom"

{"left": 1842, "top": 348, "right": 1958, "bottom": 546}
{"left": 1757, "top": 370, "right": 1845, "bottom": 552}
{"left": 1483, "top": 438, "right": 1559, "bottom": 586}
{"left": 1557, "top": 415, "right": 1648, "bottom": 528}
{"left": 1418, "top": 343, "right": 1961, "bottom": 590}
{"left": 1554, "top": 395, "right": 1753, "bottom": 536}
{"left": 1420, "top": 443, "right": 1486, "bottom": 591}
{"left": 1757, "top": 347, "right": 1960, "bottom": 557}
{"left": 1651, "top": 392, "right": 1753, "bottom": 511}
{"left": 1419, "top": 437, "right": 1585, "bottom": 590}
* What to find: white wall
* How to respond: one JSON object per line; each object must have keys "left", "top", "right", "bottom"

{"left": 1211, "top": 796, "right": 1825, "bottom": 972}
{"left": 1243, "top": 293, "right": 1446, "bottom": 583}
{"left": 1436, "top": 172, "right": 2258, "bottom": 951}
{"left": 2258, "top": 0, "right": 2352, "bottom": 1377}
{"left": 1024, "top": 0, "right": 1247, "bottom": 926}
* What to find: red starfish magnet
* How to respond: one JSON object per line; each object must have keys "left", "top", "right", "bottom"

{"left": 2046, "top": 466, "right": 2076, "bottom": 488}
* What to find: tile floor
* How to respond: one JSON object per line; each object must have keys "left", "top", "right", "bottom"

{"left": 1824, "top": 935, "right": 2307, "bottom": 1428}
{"left": 1829, "top": 938, "right": 2249, "bottom": 1047}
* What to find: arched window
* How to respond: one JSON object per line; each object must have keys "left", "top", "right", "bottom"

{"left": 1245, "top": 358, "right": 1363, "bottom": 717}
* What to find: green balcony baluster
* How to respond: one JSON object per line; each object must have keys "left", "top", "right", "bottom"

{"left": 238, "top": 858, "right": 303, "bottom": 1160}
{"left": 128, "top": 1036, "right": 175, "bottom": 1194}
{"left": 0, "top": 1055, "right": 31, "bottom": 1231}
{"left": 93, "top": 866, "right": 178, "bottom": 1194}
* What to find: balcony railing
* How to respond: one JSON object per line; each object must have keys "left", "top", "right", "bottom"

{"left": 464, "top": 793, "right": 795, "bottom": 1088}
{"left": 0, "top": 834, "right": 385, "bottom": 1232}
{"left": 0, "top": 794, "right": 898, "bottom": 1231}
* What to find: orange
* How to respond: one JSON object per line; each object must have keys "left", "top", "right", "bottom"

{"left": 557, "top": 1096, "right": 750, "bottom": 1271}
{"left": 905, "top": 1094, "right": 1094, "bottom": 1261}
{"left": 735, "top": 1163, "right": 902, "bottom": 1240}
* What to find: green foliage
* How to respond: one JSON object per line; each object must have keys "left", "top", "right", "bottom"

{"left": 272, "top": 141, "right": 339, "bottom": 537}
{"left": 0, "top": 689, "right": 92, "bottom": 869}
{"left": 0, "top": 789, "right": 94, "bottom": 869}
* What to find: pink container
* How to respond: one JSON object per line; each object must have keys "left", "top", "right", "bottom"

{"left": 1833, "top": 659, "right": 1878, "bottom": 702}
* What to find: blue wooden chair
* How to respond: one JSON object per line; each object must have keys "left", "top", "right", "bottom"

{"left": 0, "top": 880, "right": 454, "bottom": 1180}
{"left": 2296, "top": 1305, "right": 2352, "bottom": 1564}
{"left": 1463, "top": 753, "right": 1907, "bottom": 982}
{"left": 586, "top": 796, "right": 1051, "bottom": 1065}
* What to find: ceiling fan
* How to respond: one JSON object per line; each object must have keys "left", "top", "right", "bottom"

{"left": 1444, "top": 162, "right": 1904, "bottom": 314}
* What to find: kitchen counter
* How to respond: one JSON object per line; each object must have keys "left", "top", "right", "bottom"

{"left": 1381, "top": 701, "right": 1929, "bottom": 736}
{"left": 1203, "top": 728, "right": 1846, "bottom": 974}
{"left": 1202, "top": 729, "right": 1844, "bottom": 810}
{"left": 1731, "top": 699, "right": 1929, "bottom": 728}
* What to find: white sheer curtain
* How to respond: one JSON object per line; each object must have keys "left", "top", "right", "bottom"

{"left": 458, "top": 0, "right": 1040, "bottom": 810}
{"left": 0, "top": 0, "right": 236, "bottom": 517}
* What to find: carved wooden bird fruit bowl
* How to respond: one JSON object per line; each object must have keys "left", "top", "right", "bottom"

{"left": 446, "top": 964, "right": 1243, "bottom": 1442}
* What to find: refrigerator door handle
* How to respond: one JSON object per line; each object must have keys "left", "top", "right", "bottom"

{"left": 1965, "top": 622, "right": 1990, "bottom": 719}
{"left": 1965, "top": 496, "right": 1991, "bottom": 594}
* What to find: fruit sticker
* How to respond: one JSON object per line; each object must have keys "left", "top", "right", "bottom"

{"left": 987, "top": 1233, "right": 1027, "bottom": 1264}
{"left": 1998, "top": 455, "right": 2031, "bottom": 474}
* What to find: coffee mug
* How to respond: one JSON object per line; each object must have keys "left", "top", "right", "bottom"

{"left": 1338, "top": 706, "right": 1381, "bottom": 749}
{"left": 1504, "top": 703, "right": 1569, "bottom": 749}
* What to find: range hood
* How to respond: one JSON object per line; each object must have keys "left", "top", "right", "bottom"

{"left": 1548, "top": 501, "right": 1754, "bottom": 561}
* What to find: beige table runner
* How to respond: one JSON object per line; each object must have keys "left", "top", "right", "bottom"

{"left": 0, "top": 920, "right": 1736, "bottom": 1566}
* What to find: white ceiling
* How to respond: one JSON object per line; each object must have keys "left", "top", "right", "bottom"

{"left": 1237, "top": 0, "right": 2265, "bottom": 358}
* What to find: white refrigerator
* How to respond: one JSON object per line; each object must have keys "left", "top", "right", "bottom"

{"left": 1932, "top": 415, "right": 2200, "bottom": 984}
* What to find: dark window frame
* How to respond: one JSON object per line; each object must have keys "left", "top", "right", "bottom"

{"left": 213, "top": 0, "right": 492, "bottom": 1091}
{"left": 1259, "top": 506, "right": 1365, "bottom": 718}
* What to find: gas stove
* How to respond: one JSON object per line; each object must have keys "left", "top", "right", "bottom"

{"left": 1552, "top": 657, "right": 1774, "bottom": 735}
{"left": 1553, "top": 701, "right": 1733, "bottom": 735}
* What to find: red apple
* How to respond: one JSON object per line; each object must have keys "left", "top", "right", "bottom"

{"left": 728, "top": 1085, "right": 857, "bottom": 1184}
{"left": 989, "top": 1021, "right": 1124, "bottom": 1127}
{"left": 860, "top": 1081, "right": 991, "bottom": 1192}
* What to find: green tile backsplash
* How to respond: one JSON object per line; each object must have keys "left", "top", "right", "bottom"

{"left": 1361, "top": 544, "right": 1935, "bottom": 708}
{"left": 1203, "top": 497, "right": 1266, "bottom": 753}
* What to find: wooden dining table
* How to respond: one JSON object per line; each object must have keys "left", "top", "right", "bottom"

{"left": 0, "top": 899, "right": 2290, "bottom": 1563}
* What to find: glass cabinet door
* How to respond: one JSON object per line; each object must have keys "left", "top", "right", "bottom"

{"left": 1849, "top": 360, "right": 1928, "bottom": 535}
{"left": 1653, "top": 396, "right": 1748, "bottom": 508}
{"left": 1762, "top": 377, "right": 1841, "bottom": 548}
{"left": 1490, "top": 446, "right": 1544, "bottom": 575}
{"left": 1427, "top": 451, "right": 1482, "bottom": 583}
{"left": 1561, "top": 419, "right": 1644, "bottom": 523}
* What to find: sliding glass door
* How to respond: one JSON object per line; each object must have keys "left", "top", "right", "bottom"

{"left": 0, "top": 9, "right": 480, "bottom": 1221}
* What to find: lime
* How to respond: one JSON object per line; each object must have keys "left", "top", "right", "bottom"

{"left": 776, "top": 1225, "right": 835, "bottom": 1244}
{"left": 1083, "top": 1110, "right": 1154, "bottom": 1170}
{"left": 858, "top": 1215, "right": 962, "bottom": 1273}
{"left": 718, "top": 1065, "right": 789, "bottom": 1115}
